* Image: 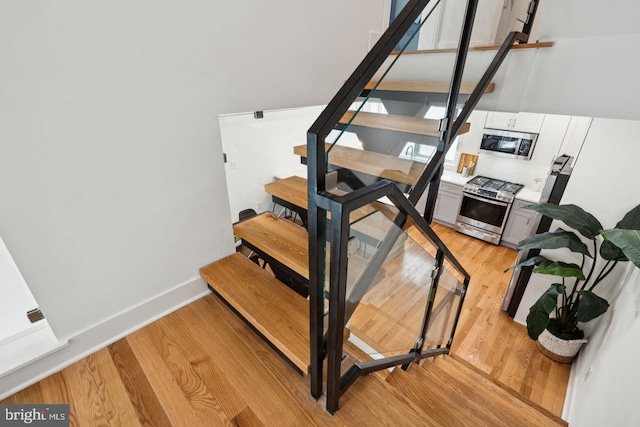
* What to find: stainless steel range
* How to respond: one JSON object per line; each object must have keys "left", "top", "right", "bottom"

{"left": 454, "top": 176, "right": 524, "bottom": 245}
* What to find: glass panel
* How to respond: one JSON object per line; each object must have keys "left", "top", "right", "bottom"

{"left": 342, "top": 210, "right": 438, "bottom": 368}
{"left": 323, "top": 0, "right": 463, "bottom": 197}
{"left": 336, "top": 210, "right": 469, "bottom": 373}
{"left": 422, "top": 265, "right": 464, "bottom": 351}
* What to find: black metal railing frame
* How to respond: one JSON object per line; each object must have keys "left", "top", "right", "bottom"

{"left": 306, "top": 0, "right": 541, "bottom": 413}
{"left": 319, "top": 179, "right": 471, "bottom": 412}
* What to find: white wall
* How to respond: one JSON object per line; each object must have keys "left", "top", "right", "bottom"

{"left": 220, "top": 106, "right": 322, "bottom": 221}
{"left": 0, "top": 0, "right": 385, "bottom": 391}
{"left": 498, "top": 0, "right": 640, "bottom": 120}
{"left": 380, "top": 0, "right": 640, "bottom": 121}
{"left": 510, "top": 118, "right": 640, "bottom": 423}
{"left": 564, "top": 263, "right": 640, "bottom": 426}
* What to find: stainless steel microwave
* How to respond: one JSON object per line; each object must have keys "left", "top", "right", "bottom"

{"left": 480, "top": 128, "right": 538, "bottom": 160}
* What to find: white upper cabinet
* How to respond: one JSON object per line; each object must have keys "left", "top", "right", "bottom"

{"left": 485, "top": 112, "right": 545, "bottom": 133}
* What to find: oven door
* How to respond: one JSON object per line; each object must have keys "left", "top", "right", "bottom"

{"left": 456, "top": 193, "right": 511, "bottom": 235}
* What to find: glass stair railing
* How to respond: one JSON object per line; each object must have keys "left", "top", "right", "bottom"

{"left": 305, "top": 0, "right": 540, "bottom": 414}
{"left": 339, "top": 210, "right": 466, "bottom": 376}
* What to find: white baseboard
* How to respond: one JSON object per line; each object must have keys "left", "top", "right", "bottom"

{"left": 0, "top": 276, "right": 209, "bottom": 400}
{"left": 0, "top": 321, "right": 68, "bottom": 380}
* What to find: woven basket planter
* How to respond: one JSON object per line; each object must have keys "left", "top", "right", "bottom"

{"left": 536, "top": 328, "right": 588, "bottom": 363}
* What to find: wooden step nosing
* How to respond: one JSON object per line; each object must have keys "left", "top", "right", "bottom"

{"left": 233, "top": 212, "right": 310, "bottom": 280}
{"left": 293, "top": 144, "right": 424, "bottom": 186}
{"left": 200, "top": 254, "right": 310, "bottom": 374}
{"left": 340, "top": 110, "right": 443, "bottom": 137}
{"left": 448, "top": 353, "right": 568, "bottom": 426}
{"left": 208, "top": 284, "right": 307, "bottom": 375}
{"left": 364, "top": 80, "right": 496, "bottom": 94}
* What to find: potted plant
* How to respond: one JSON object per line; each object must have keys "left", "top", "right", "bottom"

{"left": 507, "top": 203, "right": 640, "bottom": 363}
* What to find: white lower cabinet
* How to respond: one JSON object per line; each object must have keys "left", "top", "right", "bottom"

{"left": 501, "top": 199, "right": 537, "bottom": 247}
{"left": 433, "top": 182, "right": 463, "bottom": 226}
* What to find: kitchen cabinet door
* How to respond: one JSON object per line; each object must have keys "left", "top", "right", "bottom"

{"left": 485, "top": 112, "right": 545, "bottom": 133}
{"left": 485, "top": 112, "right": 514, "bottom": 130}
{"left": 511, "top": 112, "right": 545, "bottom": 133}
{"left": 433, "top": 182, "right": 463, "bottom": 226}
{"left": 501, "top": 199, "right": 537, "bottom": 247}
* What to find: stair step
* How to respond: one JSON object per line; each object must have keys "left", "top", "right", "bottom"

{"left": 334, "top": 372, "right": 442, "bottom": 426}
{"left": 199, "top": 253, "right": 310, "bottom": 373}
{"left": 432, "top": 355, "right": 568, "bottom": 426}
{"left": 414, "top": 355, "right": 567, "bottom": 427}
{"left": 294, "top": 144, "right": 425, "bottom": 186}
{"left": 264, "top": 175, "right": 398, "bottom": 223}
{"left": 339, "top": 110, "right": 470, "bottom": 137}
{"left": 365, "top": 80, "right": 495, "bottom": 94}
{"left": 233, "top": 212, "right": 309, "bottom": 280}
{"left": 386, "top": 364, "right": 478, "bottom": 427}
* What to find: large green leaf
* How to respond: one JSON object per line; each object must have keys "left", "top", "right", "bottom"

{"left": 523, "top": 203, "right": 602, "bottom": 239}
{"left": 601, "top": 229, "right": 640, "bottom": 268}
{"left": 533, "top": 261, "right": 586, "bottom": 280}
{"left": 602, "top": 204, "right": 640, "bottom": 261}
{"left": 517, "top": 228, "right": 592, "bottom": 257}
{"left": 577, "top": 290, "right": 610, "bottom": 322}
{"left": 526, "top": 283, "right": 565, "bottom": 340}
{"left": 504, "top": 255, "right": 554, "bottom": 273}
{"left": 600, "top": 240, "right": 627, "bottom": 262}
{"left": 615, "top": 203, "right": 640, "bottom": 229}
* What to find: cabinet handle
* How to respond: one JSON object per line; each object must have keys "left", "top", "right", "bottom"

{"left": 512, "top": 118, "right": 517, "bottom": 129}
{"left": 526, "top": 217, "right": 531, "bottom": 225}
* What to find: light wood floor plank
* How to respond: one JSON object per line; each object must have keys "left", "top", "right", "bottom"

{"left": 158, "top": 312, "right": 249, "bottom": 420}
{"left": 126, "top": 330, "right": 204, "bottom": 427}
{"left": 64, "top": 357, "right": 112, "bottom": 427}
{"left": 86, "top": 348, "right": 142, "bottom": 427}
{"left": 142, "top": 322, "right": 232, "bottom": 426}
{"left": 107, "top": 339, "right": 173, "bottom": 427}
{"left": 39, "top": 372, "right": 80, "bottom": 427}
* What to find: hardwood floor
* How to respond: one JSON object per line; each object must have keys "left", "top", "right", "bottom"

{"left": 419, "top": 223, "right": 571, "bottom": 416}
{"left": 2, "top": 222, "right": 571, "bottom": 425}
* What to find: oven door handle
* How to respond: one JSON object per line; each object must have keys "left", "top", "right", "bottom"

{"left": 462, "top": 192, "right": 510, "bottom": 207}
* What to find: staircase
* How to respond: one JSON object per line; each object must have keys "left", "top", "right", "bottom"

{"left": 200, "top": 0, "right": 553, "bottom": 420}
{"left": 200, "top": 253, "right": 566, "bottom": 426}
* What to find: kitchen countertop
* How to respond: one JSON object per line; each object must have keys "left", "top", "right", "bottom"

{"left": 440, "top": 171, "right": 543, "bottom": 203}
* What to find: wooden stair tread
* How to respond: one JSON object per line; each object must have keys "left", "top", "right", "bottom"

{"left": 339, "top": 110, "right": 470, "bottom": 137}
{"left": 264, "top": 175, "right": 398, "bottom": 223}
{"left": 264, "top": 176, "right": 308, "bottom": 212}
{"left": 365, "top": 80, "right": 495, "bottom": 95}
{"left": 294, "top": 144, "right": 425, "bottom": 186}
{"left": 415, "top": 356, "right": 567, "bottom": 427}
{"left": 386, "top": 365, "right": 484, "bottom": 427}
{"left": 199, "top": 253, "right": 310, "bottom": 373}
{"left": 233, "top": 212, "right": 309, "bottom": 280}
{"left": 437, "top": 355, "right": 568, "bottom": 426}
{"left": 334, "top": 372, "right": 441, "bottom": 426}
